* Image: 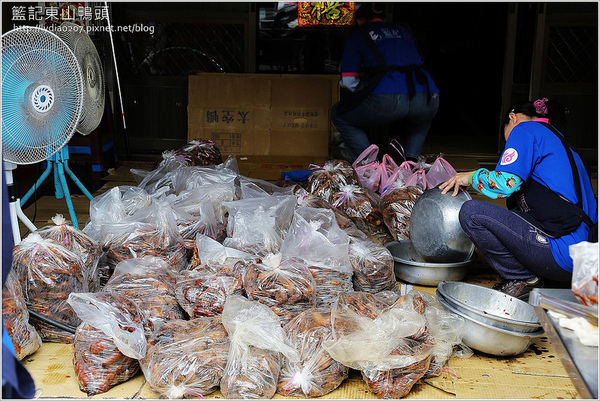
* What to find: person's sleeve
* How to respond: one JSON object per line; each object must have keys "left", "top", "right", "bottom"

{"left": 339, "top": 76, "right": 361, "bottom": 92}
{"left": 494, "top": 126, "right": 536, "bottom": 182}
{"left": 470, "top": 168, "right": 524, "bottom": 199}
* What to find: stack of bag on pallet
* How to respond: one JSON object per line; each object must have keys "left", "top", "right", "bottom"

{"left": 3, "top": 138, "right": 472, "bottom": 399}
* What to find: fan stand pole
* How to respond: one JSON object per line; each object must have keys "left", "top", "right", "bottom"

{"left": 59, "top": 148, "right": 94, "bottom": 201}
{"left": 53, "top": 153, "right": 79, "bottom": 229}
{"left": 19, "top": 147, "right": 94, "bottom": 230}
{"left": 4, "top": 162, "right": 37, "bottom": 245}
{"left": 19, "top": 162, "right": 53, "bottom": 206}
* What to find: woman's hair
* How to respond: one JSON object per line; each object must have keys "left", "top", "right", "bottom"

{"left": 355, "top": 2, "right": 385, "bottom": 21}
{"left": 503, "top": 98, "right": 568, "bottom": 134}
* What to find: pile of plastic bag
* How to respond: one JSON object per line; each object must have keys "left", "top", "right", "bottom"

{"left": 5, "top": 138, "right": 471, "bottom": 399}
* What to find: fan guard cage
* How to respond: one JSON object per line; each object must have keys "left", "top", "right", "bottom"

{"left": 55, "top": 22, "right": 105, "bottom": 136}
{"left": 2, "top": 26, "right": 84, "bottom": 165}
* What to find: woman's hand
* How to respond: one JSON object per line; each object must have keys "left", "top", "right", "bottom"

{"left": 439, "top": 172, "right": 472, "bottom": 196}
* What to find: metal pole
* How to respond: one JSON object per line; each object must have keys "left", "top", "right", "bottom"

{"left": 105, "top": 1, "right": 131, "bottom": 158}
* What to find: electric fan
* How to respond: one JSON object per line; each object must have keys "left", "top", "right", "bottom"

{"left": 8, "top": 24, "right": 106, "bottom": 237}
{"left": 2, "top": 26, "right": 84, "bottom": 243}
{"left": 55, "top": 22, "right": 105, "bottom": 136}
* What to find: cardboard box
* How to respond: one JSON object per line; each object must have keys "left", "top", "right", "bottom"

{"left": 235, "top": 155, "right": 328, "bottom": 182}
{"left": 188, "top": 73, "right": 339, "bottom": 158}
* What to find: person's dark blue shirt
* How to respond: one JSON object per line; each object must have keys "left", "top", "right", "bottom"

{"left": 2, "top": 162, "right": 36, "bottom": 399}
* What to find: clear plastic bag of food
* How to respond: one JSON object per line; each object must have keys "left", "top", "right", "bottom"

{"left": 295, "top": 188, "right": 356, "bottom": 229}
{"left": 173, "top": 181, "right": 236, "bottom": 226}
{"left": 238, "top": 176, "right": 296, "bottom": 199}
{"left": 308, "top": 159, "right": 361, "bottom": 202}
{"left": 307, "top": 265, "right": 354, "bottom": 307}
{"left": 331, "top": 185, "right": 393, "bottom": 245}
{"left": 570, "top": 241, "right": 599, "bottom": 306}
{"left": 331, "top": 184, "right": 381, "bottom": 223}
{"left": 130, "top": 167, "right": 149, "bottom": 186}
{"left": 100, "top": 203, "right": 187, "bottom": 283}
{"left": 222, "top": 154, "right": 240, "bottom": 174}
{"left": 69, "top": 292, "right": 148, "bottom": 396}
{"left": 381, "top": 186, "right": 424, "bottom": 240}
{"left": 155, "top": 197, "right": 226, "bottom": 257}
{"left": 324, "top": 291, "right": 431, "bottom": 370}
{"left": 170, "top": 165, "right": 238, "bottom": 195}
{"left": 174, "top": 269, "right": 244, "bottom": 318}
{"left": 67, "top": 292, "right": 148, "bottom": 359}
{"left": 281, "top": 207, "right": 351, "bottom": 271}
{"left": 104, "top": 256, "right": 185, "bottom": 326}
{"left": 280, "top": 207, "right": 354, "bottom": 306}
{"left": 360, "top": 356, "right": 431, "bottom": 399}
{"left": 73, "top": 323, "right": 141, "bottom": 396}
{"left": 175, "top": 202, "right": 222, "bottom": 254}
{"left": 140, "top": 317, "right": 230, "bottom": 398}
{"left": 171, "top": 138, "right": 224, "bottom": 167}
{"left": 348, "top": 235, "right": 399, "bottom": 294}
{"left": 364, "top": 306, "right": 435, "bottom": 398}
{"left": 2, "top": 269, "right": 41, "bottom": 360}
{"left": 220, "top": 295, "right": 299, "bottom": 399}
{"left": 223, "top": 195, "right": 297, "bottom": 256}
{"left": 188, "top": 233, "right": 255, "bottom": 279}
{"left": 243, "top": 253, "right": 317, "bottom": 324}
{"left": 415, "top": 291, "right": 472, "bottom": 377}
{"left": 324, "top": 291, "right": 435, "bottom": 398}
{"left": 277, "top": 307, "right": 349, "bottom": 397}
{"left": 83, "top": 186, "right": 153, "bottom": 241}
{"left": 36, "top": 214, "right": 102, "bottom": 292}
{"left": 136, "top": 153, "right": 188, "bottom": 194}
{"left": 11, "top": 232, "right": 88, "bottom": 343}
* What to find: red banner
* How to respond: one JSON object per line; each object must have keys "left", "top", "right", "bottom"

{"left": 298, "top": 2, "right": 356, "bottom": 27}
{"left": 44, "top": 2, "right": 89, "bottom": 28}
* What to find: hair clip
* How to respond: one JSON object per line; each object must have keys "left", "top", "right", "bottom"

{"left": 534, "top": 97, "right": 548, "bottom": 115}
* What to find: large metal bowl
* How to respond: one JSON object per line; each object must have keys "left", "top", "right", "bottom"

{"left": 385, "top": 240, "right": 475, "bottom": 286}
{"left": 409, "top": 186, "right": 475, "bottom": 263}
{"left": 438, "top": 295, "right": 545, "bottom": 356}
{"left": 437, "top": 281, "right": 542, "bottom": 333}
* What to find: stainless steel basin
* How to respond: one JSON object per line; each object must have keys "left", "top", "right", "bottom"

{"left": 438, "top": 295, "right": 544, "bottom": 356}
{"left": 409, "top": 186, "right": 475, "bottom": 263}
{"left": 437, "top": 281, "right": 542, "bottom": 333}
{"left": 385, "top": 240, "right": 474, "bottom": 286}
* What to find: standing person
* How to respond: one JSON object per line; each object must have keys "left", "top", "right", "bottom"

{"left": 440, "top": 98, "right": 597, "bottom": 300}
{"left": 2, "top": 163, "right": 37, "bottom": 399}
{"left": 331, "top": 2, "right": 439, "bottom": 162}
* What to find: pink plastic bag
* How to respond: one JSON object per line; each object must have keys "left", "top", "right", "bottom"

{"left": 399, "top": 160, "right": 417, "bottom": 171}
{"left": 353, "top": 145, "right": 382, "bottom": 192}
{"left": 389, "top": 139, "right": 417, "bottom": 171}
{"left": 405, "top": 168, "right": 428, "bottom": 190}
{"left": 378, "top": 154, "right": 400, "bottom": 194}
{"left": 426, "top": 154, "right": 457, "bottom": 189}
{"left": 387, "top": 139, "right": 417, "bottom": 187}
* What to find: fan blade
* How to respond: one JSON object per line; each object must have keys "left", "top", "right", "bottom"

{"left": 55, "top": 22, "right": 105, "bottom": 136}
{"left": 1, "top": 26, "right": 84, "bottom": 165}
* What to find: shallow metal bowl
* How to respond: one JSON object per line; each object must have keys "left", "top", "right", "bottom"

{"left": 437, "top": 281, "right": 542, "bottom": 333}
{"left": 385, "top": 240, "right": 475, "bottom": 286}
{"left": 409, "top": 186, "right": 475, "bottom": 263}
{"left": 438, "top": 295, "right": 545, "bottom": 356}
